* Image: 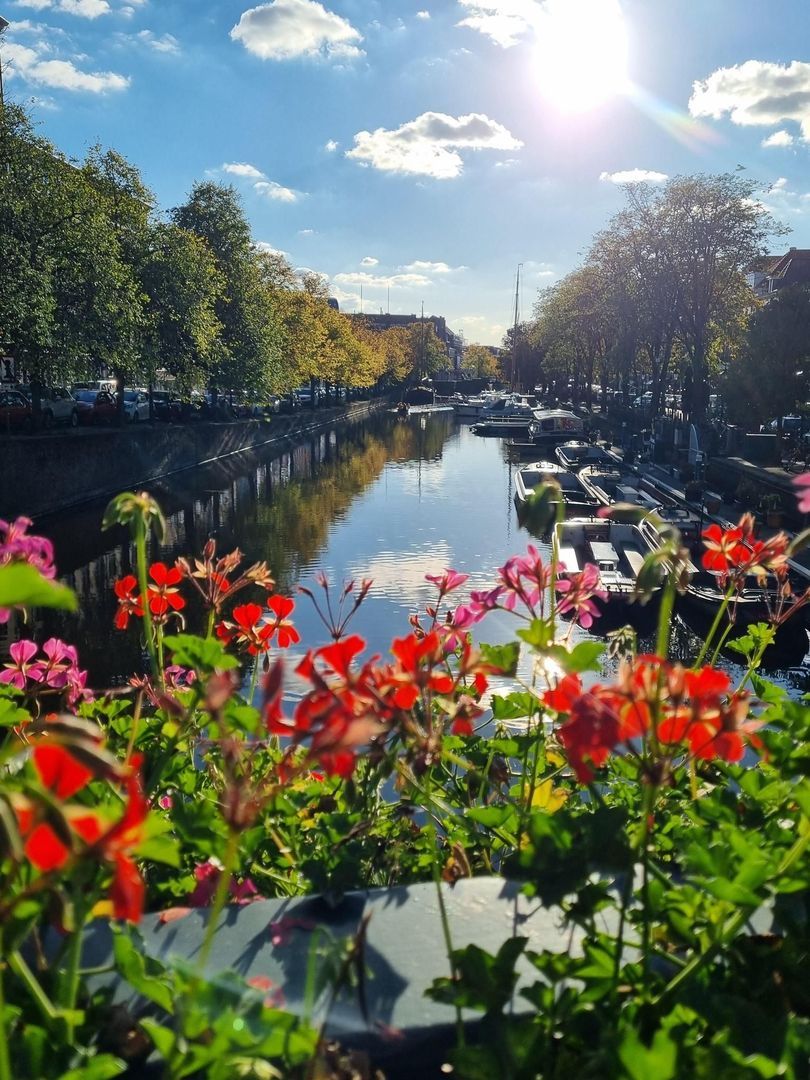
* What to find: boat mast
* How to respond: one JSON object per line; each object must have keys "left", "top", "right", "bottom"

{"left": 511, "top": 263, "right": 522, "bottom": 391}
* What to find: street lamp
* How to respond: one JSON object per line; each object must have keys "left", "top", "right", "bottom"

{"left": 0, "top": 16, "right": 9, "bottom": 112}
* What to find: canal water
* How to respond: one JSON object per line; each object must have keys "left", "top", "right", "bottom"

{"left": 35, "top": 410, "right": 810, "bottom": 695}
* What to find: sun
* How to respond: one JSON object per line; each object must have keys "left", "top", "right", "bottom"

{"left": 534, "top": 0, "right": 630, "bottom": 114}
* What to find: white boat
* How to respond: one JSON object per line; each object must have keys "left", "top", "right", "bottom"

{"left": 471, "top": 395, "right": 535, "bottom": 436}
{"left": 527, "top": 409, "right": 584, "bottom": 445}
{"left": 554, "top": 518, "right": 662, "bottom": 622}
{"left": 451, "top": 390, "right": 503, "bottom": 419}
{"left": 515, "top": 461, "right": 599, "bottom": 514}
{"left": 554, "top": 441, "right": 621, "bottom": 470}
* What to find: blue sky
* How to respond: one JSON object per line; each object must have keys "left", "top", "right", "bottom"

{"left": 2, "top": 0, "right": 809, "bottom": 345}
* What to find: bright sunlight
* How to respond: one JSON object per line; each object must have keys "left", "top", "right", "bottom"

{"left": 534, "top": 0, "right": 630, "bottom": 113}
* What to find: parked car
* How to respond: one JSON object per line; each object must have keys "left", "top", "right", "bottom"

{"left": 120, "top": 389, "right": 150, "bottom": 423}
{"left": 150, "top": 391, "right": 183, "bottom": 423}
{"left": 766, "top": 415, "right": 803, "bottom": 433}
{"left": 279, "top": 391, "right": 301, "bottom": 413}
{"left": 0, "top": 390, "right": 34, "bottom": 433}
{"left": 19, "top": 385, "right": 79, "bottom": 427}
{"left": 74, "top": 389, "right": 118, "bottom": 426}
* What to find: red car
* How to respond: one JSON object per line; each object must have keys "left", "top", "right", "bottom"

{"left": 74, "top": 389, "right": 118, "bottom": 426}
{"left": 0, "top": 390, "right": 34, "bottom": 433}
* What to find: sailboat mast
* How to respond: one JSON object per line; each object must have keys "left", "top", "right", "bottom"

{"left": 511, "top": 263, "right": 522, "bottom": 390}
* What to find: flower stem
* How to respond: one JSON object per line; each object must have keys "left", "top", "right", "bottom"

{"left": 430, "top": 826, "right": 465, "bottom": 1049}
{"left": 198, "top": 829, "right": 239, "bottom": 972}
{"left": 0, "top": 934, "right": 12, "bottom": 1080}
{"left": 692, "top": 588, "right": 733, "bottom": 670}
{"left": 7, "top": 950, "right": 58, "bottom": 1023}
{"left": 134, "top": 518, "right": 160, "bottom": 686}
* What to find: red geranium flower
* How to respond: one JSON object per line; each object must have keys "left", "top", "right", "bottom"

{"left": 217, "top": 602, "right": 274, "bottom": 655}
{"left": 267, "top": 595, "right": 300, "bottom": 649}
{"left": 113, "top": 574, "right": 142, "bottom": 630}
{"left": 701, "top": 524, "right": 745, "bottom": 575}
{"left": 16, "top": 743, "right": 148, "bottom": 922}
{"left": 147, "top": 563, "right": 185, "bottom": 616}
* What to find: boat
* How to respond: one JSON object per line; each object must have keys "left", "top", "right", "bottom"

{"left": 527, "top": 409, "right": 584, "bottom": 445}
{"left": 515, "top": 461, "right": 600, "bottom": 516}
{"left": 471, "top": 395, "right": 535, "bottom": 436}
{"left": 451, "top": 390, "right": 503, "bottom": 419}
{"left": 554, "top": 441, "right": 621, "bottom": 471}
{"left": 553, "top": 518, "right": 663, "bottom": 627}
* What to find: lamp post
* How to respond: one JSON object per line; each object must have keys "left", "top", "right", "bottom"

{"left": 0, "top": 16, "right": 9, "bottom": 112}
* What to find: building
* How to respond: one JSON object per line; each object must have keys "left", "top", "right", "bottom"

{"left": 348, "top": 312, "right": 464, "bottom": 372}
{"left": 748, "top": 248, "right": 810, "bottom": 299}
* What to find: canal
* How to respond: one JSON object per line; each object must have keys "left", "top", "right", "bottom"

{"left": 35, "top": 409, "right": 810, "bottom": 695}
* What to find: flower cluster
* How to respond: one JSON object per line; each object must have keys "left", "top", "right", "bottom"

{"left": 12, "top": 742, "right": 147, "bottom": 921}
{"left": 0, "top": 638, "right": 91, "bottom": 707}
{"left": 543, "top": 655, "right": 756, "bottom": 783}
{"left": 113, "top": 562, "right": 187, "bottom": 629}
{"left": 265, "top": 629, "right": 492, "bottom": 778}
{"left": 0, "top": 516, "right": 57, "bottom": 623}
{"left": 216, "top": 596, "right": 300, "bottom": 656}
{"left": 176, "top": 539, "right": 275, "bottom": 615}
{"left": 702, "top": 515, "right": 790, "bottom": 585}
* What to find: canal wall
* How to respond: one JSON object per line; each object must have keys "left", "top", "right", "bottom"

{"left": 1, "top": 400, "right": 388, "bottom": 519}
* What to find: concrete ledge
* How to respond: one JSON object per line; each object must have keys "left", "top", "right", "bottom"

{"left": 0, "top": 401, "right": 385, "bottom": 518}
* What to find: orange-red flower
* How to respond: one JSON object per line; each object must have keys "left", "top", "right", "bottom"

{"left": 217, "top": 602, "right": 274, "bottom": 655}
{"left": 15, "top": 743, "right": 147, "bottom": 922}
{"left": 113, "top": 575, "right": 142, "bottom": 630}
{"left": 267, "top": 595, "right": 300, "bottom": 649}
{"left": 701, "top": 524, "right": 745, "bottom": 575}
{"left": 147, "top": 563, "right": 185, "bottom": 616}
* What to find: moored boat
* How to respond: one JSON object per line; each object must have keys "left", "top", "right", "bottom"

{"left": 553, "top": 518, "right": 662, "bottom": 628}
{"left": 554, "top": 441, "right": 621, "bottom": 471}
{"left": 527, "top": 409, "right": 584, "bottom": 445}
{"left": 515, "top": 461, "right": 599, "bottom": 516}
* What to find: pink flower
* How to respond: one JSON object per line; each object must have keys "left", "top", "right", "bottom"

{"left": 0, "top": 518, "right": 57, "bottom": 624}
{"left": 556, "top": 563, "right": 608, "bottom": 629}
{"left": 186, "top": 860, "right": 259, "bottom": 907}
{"left": 793, "top": 472, "right": 810, "bottom": 514}
{"left": 425, "top": 568, "right": 469, "bottom": 595}
{"left": 0, "top": 640, "right": 40, "bottom": 690}
{"left": 34, "top": 638, "right": 76, "bottom": 689}
{"left": 269, "top": 915, "right": 317, "bottom": 947}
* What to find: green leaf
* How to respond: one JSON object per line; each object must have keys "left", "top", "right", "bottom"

{"left": 546, "top": 641, "right": 605, "bottom": 673}
{"left": 480, "top": 641, "right": 520, "bottom": 676}
{"left": 57, "top": 1056, "right": 126, "bottom": 1080}
{"left": 491, "top": 691, "right": 539, "bottom": 720}
{"left": 164, "top": 634, "right": 239, "bottom": 673}
{"left": 618, "top": 1025, "right": 677, "bottom": 1080}
{"left": 516, "top": 618, "right": 555, "bottom": 650}
{"left": 140, "top": 1019, "right": 176, "bottom": 1061}
{"left": 113, "top": 928, "right": 175, "bottom": 1013}
{"left": 0, "top": 563, "right": 76, "bottom": 612}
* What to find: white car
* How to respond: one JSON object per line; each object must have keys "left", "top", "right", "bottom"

{"left": 121, "top": 389, "right": 150, "bottom": 422}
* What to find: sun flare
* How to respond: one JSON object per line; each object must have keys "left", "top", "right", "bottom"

{"left": 534, "top": 0, "right": 630, "bottom": 113}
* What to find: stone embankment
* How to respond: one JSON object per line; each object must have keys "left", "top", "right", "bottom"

{"left": 0, "top": 400, "right": 387, "bottom": 518}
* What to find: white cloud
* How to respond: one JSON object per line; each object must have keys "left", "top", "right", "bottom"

{"left": 230, "top": 0, "right": 363, "bottom": 62}
{"left": 346, "top": 111, "right": 522, "bottom": 179}
{"left": 455, "top": 0, "right": 539, "bottom": 48}
{"left": 222, "top": 161, "right": 266, "bottom": 179}
{"left": 689, "top": 60, "right": 810, "bottom": 140}
{"left": 599, "top": 168, "right": 668, "bottom": 184}
{"left": 134, "top": 29, "right": 180, "bottom": 53}
{"left": 255, "top": 241, "right": 290, "bottom": 256}
{"left": 770, "top": 176, "right": 789, "bottom": 191}
{"left": 762, "top": 129, "right": 795, "bottom": 148}
{"left": 298, "top": 227, "right": 315, "bottom": 234}
{"left": 399, "top": 260, "right": 464, "bottom": 274}
{"left": 254, "top": 179, "right": 300, "bottom": 202}
{"left": 3, "top": 40, "right": 129, "bottom": 91}
{"left": 360, "top": 256, "right": 378, "bottom": 266}
{"left": 416, "top": 8, "right": 430, "bottom": 17}
{"left": 11, "top": 0, "right": 111, "bottom": 16}
{"left": 333, "top": 270, "right": 432, "bottom": 288}
{"left": 494, "top": 157, "right": 518, "bottom": 168}
{"left": 324, "top": 139, "right": 339, "bottom": 152}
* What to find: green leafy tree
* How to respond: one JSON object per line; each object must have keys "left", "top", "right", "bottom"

{"left": 172, "top": 183, "right": 282, "bottom": 396}
{"left": 461, "top": 344, "right": 501, "bottom": 380}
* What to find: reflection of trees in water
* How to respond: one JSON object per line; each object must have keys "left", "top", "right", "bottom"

{"left": 36, "top": 413, "right": 458, "bottom": 682}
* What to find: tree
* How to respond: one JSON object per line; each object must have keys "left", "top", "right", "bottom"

{"left": 172, "top": 183, "right": 282, "bottom": 396}
{"left": 461, "top": 344, "right": 501, "bottom": 379}
{"left": 619, "top": 174, "right": 786, "bottom": 420}
{"left": 723, "top": 286, "right": 810, "bottom": 427}
{"left": 139, "top": 224, "right": 224, "bottom": 394}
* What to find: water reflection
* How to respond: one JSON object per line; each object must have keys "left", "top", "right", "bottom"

{"left": 29, "top": 412, "right": 810, "bottom": 695}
